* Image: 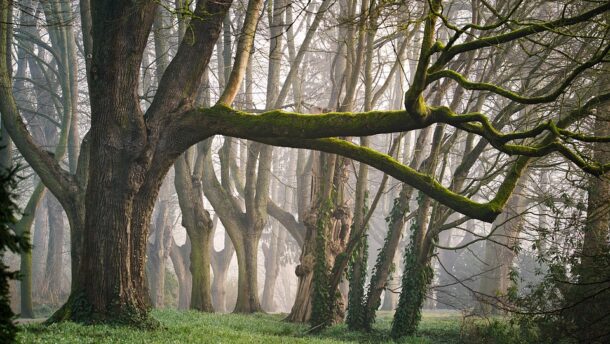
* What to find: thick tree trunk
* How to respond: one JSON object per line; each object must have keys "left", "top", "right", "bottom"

{"left": 189, "top": 229, "right": 214, "bottom": 312}
{"left": 286, "top": 225, "right": 316, "bottom": 322}
{"left": 233, "top": 233, "right": 263, "bottom": 313}
{"left": 175, "top": 147, "right": 215, "bottom": 312}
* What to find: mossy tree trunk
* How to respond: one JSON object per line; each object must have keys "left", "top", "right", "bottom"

{"left": 175, "top": 147, "right": 215, "bottom": 312}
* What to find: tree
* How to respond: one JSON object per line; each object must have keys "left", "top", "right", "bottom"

{"left": 1, "top": 0, "right": 609, "bottom": 331}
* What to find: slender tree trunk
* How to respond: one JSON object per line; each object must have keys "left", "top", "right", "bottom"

{"left": 146, "top": 179, "right": 173, "bottom": 308}
{"left": 262, "top": 222, "right": 285, "bottom": 312}
{"left": 211, "top": 229, "right": 234, "bottom": 313}
{"left": 170, "top": 238, "right": 192, "bottom": 310}
{"left": 363, "top": 128, "right": 431, "bottom": 328}
{"left": 42, "top": 193, "right": 66, "bottom": 306}
{"left": 286, "top": 221, "right": 316, "bottom": 322}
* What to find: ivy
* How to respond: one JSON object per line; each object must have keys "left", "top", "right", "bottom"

{"left": 391, "top": 192, "right": 435, "bottom": 339}
{"left": 346, "top": 193, "right": 370, "bottom": 330}
{"left": 363, "top": 194, "right": 409, "bottom": 329}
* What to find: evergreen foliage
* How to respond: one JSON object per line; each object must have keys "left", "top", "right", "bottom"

{"left": 0, "top": 164, "right": 29, "bottom": 342}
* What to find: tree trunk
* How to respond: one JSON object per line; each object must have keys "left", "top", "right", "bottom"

{"left": 286, "top": 224, "right": 316, "bottom": 322}
{"left": 569, "top": 107, "right": 610, "bottom": 341}
{"left": 42, "top": 193, "right": 66, "bottom": 306}
{"left": 262, "top": 223, "right": 285, "bottom": 312}
{"left": 211, "top": 229, "right": 234, "bottom": 313}
{"left": 364, "top": 127, "right": 430, "bottom": 328}
{"left": 391, "top": 193, "right": 435, "bottom": 338}
{"left": 146, "top": 182, "right": 173, "bottom": 309}
{"left": 233, "top": 232, "right": 262, "bottom": 313}
{"left": 16, "top": 183, "right": 46, "bottom": 318}
{"left": 380, "top": 250, "right": 400, "bottom": 311}
{"left": 175, "top": 150, "right": 215, "bottom": 312}
{"left": 189, "top": 228, "right": 214, "bottom": 312}
{"left": 170, "top": 238, "right": 192, "bottom": 310}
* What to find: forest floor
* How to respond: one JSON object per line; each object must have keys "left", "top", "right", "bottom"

{"left": 17, "top": 309, "right": 471, "bottom": 343}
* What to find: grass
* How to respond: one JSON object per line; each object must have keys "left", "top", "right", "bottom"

{"left": 17, "top": 310, "right": 463, "bottom": 343}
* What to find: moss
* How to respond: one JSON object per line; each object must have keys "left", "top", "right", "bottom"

{"left": 192, "top": 104, "right": 427, "bottom": 141}
{"left": 364, "top": 195, "right": 409, "bottom": 330}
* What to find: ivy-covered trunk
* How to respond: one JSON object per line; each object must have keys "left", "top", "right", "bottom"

{"left": 288, "top": 152, "right": 352, "bottom": 326}
{"left": 346, "top": 237, "right": 368, "bottom": 330}
{"left": 391, "top": 193, "right": 434, "bottom": 338}
{"left": 364, "top": 127, "right": 431, "bottom": 329}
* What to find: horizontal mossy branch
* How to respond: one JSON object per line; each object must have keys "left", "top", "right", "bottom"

{"left": 254, "top": 137, "right": 501, "bottom": 223}
{"left": 184, "top": 104, "right": 431, "bottom": 140}
{"left": 429, "top": 105, "right": 610, "bottom": 175}
{"left": 173, "top": 89, "right": 610, "bottom": 224}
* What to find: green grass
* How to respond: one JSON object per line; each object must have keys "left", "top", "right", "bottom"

{"left": 17, "top": 310, "right": 463, "bottom": 343}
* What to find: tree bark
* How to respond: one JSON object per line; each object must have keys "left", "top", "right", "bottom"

{"left": 262, "top": 222, "right": 285, "bottom": 312}
{"left": 211, "top": 230, "right": 234, "bottom": 312}
{"left": 42, "top": 193, "right": 66, "bottom": 306}
{"left": 169, "top": 238, "right": 192, "bottom": 310}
